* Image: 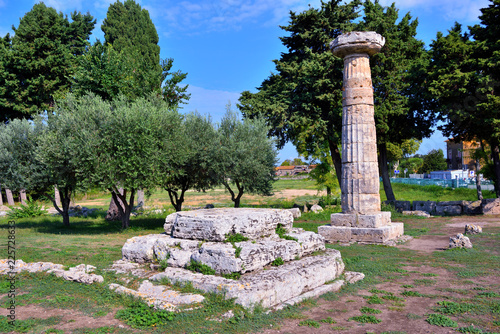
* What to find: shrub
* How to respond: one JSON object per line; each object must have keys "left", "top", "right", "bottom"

{"left": 7, "top": 196, "right": 47, "bottom": 218}
{"left": 426, "top": 313, "right": 458, "bottom": 327}
{"left": 186, "top": 260, "right": 216, "bottom": 276}
{"left": 116, "top": 301, "right": 174, "bottom": 328}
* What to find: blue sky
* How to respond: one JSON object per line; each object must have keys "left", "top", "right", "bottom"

{"left": 0, "top": 0, "right": 491, "bottom": 162}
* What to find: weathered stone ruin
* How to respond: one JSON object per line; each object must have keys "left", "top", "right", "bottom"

{"left": 318, "top": 31, "right": 404, "bottom": 245}
{"left": 120, "top": 208, "right": 362, "bottom": 309}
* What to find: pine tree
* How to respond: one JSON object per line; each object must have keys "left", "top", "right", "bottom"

{"left": 0, "top": 3, "right": 95, "bottom": 121}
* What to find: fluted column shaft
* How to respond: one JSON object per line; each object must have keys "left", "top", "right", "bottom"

{"left": 341, "top": 53, "right": 380, "bottom": 214}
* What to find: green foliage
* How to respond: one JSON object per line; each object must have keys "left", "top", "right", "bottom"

{"left": 8, "top": 197, "right": 46, "bottom": 218}
{"left": 225, "top": 233, "right": 249, "bottom": 244}
{"left": 0, "top": 3, "right": 95, "bottom": 120}
{"left": 298, "top": 319, "right": 320, "bottom": 328}
{"left": 401, "top": 291, "right": 424, "bottom": 297}
{"left": 222, "top": 272, "right": 241, "bottom": 280}
{"left": 425, "top": 313, "right": 458, "bottom": 328}
{"left": 320, "top": 316, "right": 336, "bottom": 324}
{"left": 418, "top": 149, "right": 447, "bottom": 173}
{"left": 364, "top": 295, "right": 384, "bottom": 305}
{"left": 115, "top": 301, "right": 174, "bottom": 328}
{"left": 360, "top": 306, "right": 382, "bottom": 314}
{"left": 186, "top": 260, "right": 216, "bottom": 276}
{"left": 457, "top": 326, "right": 485, "bottom": 334}
{"left": 162, "top": 112, "right": 218, "bottom": 211}
{"left": 214, "top": 106, "right": 278, "bottom": 207}
{"left": 58, "top": 93, "right": 183, "bottom": 228}
{"left": 348, "top": 314, "right": 382, "bottom": 324}
{"left": 275, "top": 226, "right": 298, "bottom": 241}
{"left": 434, "top": 301, "right": 473, "bottom": 315}
{"left": 271, "top": 257, "right": 284, "bottom": 266}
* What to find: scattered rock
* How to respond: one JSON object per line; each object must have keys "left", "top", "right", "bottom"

{"left": 0, "top": 211, "right": 7, "bottom": 217}
{"left": 310, "top": 204, "right": 323, "bottom": 213}
{"left": 449, "top": 233, "right": 473, "bottom": 249}
{"left": 463, "top": 201, "right": 482, "bottom": 215}
{"left": 344, "top": 271, "right": 365, "bottom": 284}
{"left": 205, "top": 204, "right": 215, "bottom": 209}
{"left": 402, "top": 210, "right": 430, "bottom": 218}
{"left": 288, "top": 207, "right": 301, "bottom": 219}
{"left": 465, "top": 224, "right": 482, "bottom": 235}
{"left": 107, "top": 259, "right": 149, "bottom": 277}
{"left": 0, "top": 260, "right": 103, "bottom": 284}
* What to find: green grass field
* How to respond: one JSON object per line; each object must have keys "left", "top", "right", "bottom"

{"left": 0, "top": 179, "right": 499, "bottom": 333}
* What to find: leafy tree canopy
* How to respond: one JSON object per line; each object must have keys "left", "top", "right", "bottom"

{"left": 0, "top": 3, "right": 95, "bottom": 121}
{"left": 418, "top": 149, "right": 447, "bottom": 174}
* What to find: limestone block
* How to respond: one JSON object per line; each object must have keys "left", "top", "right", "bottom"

{"left": 463, "top": 201, "right": 482, "bottom": 215}
{"left": 5, "top": 189, "right": 14, "bottom": 206}
{"left": 402, "top": 210, "right": 430, "bottom": 218}
{"left": 151, "top": 249, "right": 344, "bottom": 309}
{"left": 191, "top": 243, "right": 241, "bottom": 274}
{"left": 330, "top": 212, "right": 390, "bottom": 228}
{"left": 171, "top": 208, "right": 294, "bottom": 242}
{"left": 319, "top": 223, "right": 404, "bottom": 244}
{"left": 435, "top": 201, "right": 463, "bottom": 216}
{"left": 153, "top": 236, "right": 200, "bottom": 268}
{"left": 286, "top": 230, "right": 326, "bottom": 255}
{"left": 449, "top": 233, "right": 472, "bottom": 249}
{"left": 122, "top": 234, "right": 171, "bottom": 263}
{"left": 344, "top": 271, "right": 365, "bottom": 284}
{"left": 413, "top": 201, "right": 436, "bottom": 214}
{"left": 236, "top": 239, "right": 302, "bottom": 273}
{"left": 383, "top": 200, "right": 411, "bottom": 212}
{"left": 482, "top": 198, "right": 500, "bottom": 215}
{"left": 465, "top": 224, "right": 482, "bottom": 235}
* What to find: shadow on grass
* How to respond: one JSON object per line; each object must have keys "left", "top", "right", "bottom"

{"left": 0, "top": 214, "right": 166, "bottom": 235}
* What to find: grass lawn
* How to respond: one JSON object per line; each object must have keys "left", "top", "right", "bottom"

{"left": 0, "top": 179, "right": 499, "bottom": 333}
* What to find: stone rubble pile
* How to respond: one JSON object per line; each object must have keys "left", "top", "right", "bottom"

{"left": 0, "top": 260, "right": 103, "bottom": 284}
{"left": 120, "top": 208, "right": 359, "bottom": 309}
{"left": 449, "top": 233, "right": 473, "bottom": 249}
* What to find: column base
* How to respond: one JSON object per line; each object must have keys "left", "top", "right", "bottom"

{"left": 330, "top": 211, "right": 391, "bottom": 228}
{"left": 318, "top": 223, "right": 404, "bottom": 245}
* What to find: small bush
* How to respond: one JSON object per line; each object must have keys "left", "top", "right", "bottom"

{"left": 360, "top": 306, "right": 382, "bottom": 314}
{"left": 8, "top": 196, "right": 47, "bottom": 218}
{"left": 271, "top": 257, "right": 284, "bottom": 266}
{"left": 401, "top": 291, "right": 424, "bottom": 297}
{"left": 222, "top": 272, "right": 241, "bottom": 280}
{"left": 186, "top": 260, "right": 216, "bottom": 275}
{"left": 426, "top": 313, "right": 458, "bottom": 328}
{"left": 116, "top": 301, "right": 174, "bottom": 328}
{"left": 225, "top": 233, "right": 248, "bottom": 244}
{"left": 457, "top": 326, "right": 484, "bottom": 334}
{"left": 275, "top": 226, "right": 298, "bottom": 241}
{"left": 348, "top": 314, "right": 381, "bottom": 324}
{"left": 298, "top": 319, "right": 320, "bottom": 328}
{"left": 320, "top": 316, "right": 336, "bottom": 324}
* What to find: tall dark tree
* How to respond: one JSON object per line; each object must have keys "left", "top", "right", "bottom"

{"left": 102, "top": 0, "right": 160, "bottom": 74}
{"left": 0, "top": 3, "right": 95, "bottom": 121}
{"left": 238, "top": 0, "right": 361, "bottom": 185}
{"left": 357, "top": 0, "right": 434, "bottom": 201}
{"left": 239, "top": 0, "right": 434, "bottom": 201}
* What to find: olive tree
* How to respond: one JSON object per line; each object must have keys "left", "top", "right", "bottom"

{"left": 213, "top": 106, "right": 278, "bottom": 208}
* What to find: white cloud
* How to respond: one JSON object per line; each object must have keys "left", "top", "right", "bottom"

{"left": 378, "top": 0, "right": 490, "bottom": 23}
{"left": 152, "top": 0, "right": 323, "bottom": 34}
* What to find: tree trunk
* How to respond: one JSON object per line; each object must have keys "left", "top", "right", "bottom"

{"left": 328, "top": 139, "right": 342, "bottom": 186}
{"left": 60, "top": 186, "right": 71, "bottom": 227}
{"left": 378, "top": 143, "right": 396, "bottom": 202}
{"left": 475, "top": 158, "right": 483, "bottom": 201}
{"left": 167, "top": 189, "right": 184, "bottom": 212}
{"left": 0, "top": 184, "right": 3, "bottom": 206}
{"left": 111, "top": 188, "right": 135, "bottom": 229}
{"left": 491, "top": 143, "right": 500, "bottom": 198}
{"left": 106, "top": 188, "right": 125, "bottom": 221}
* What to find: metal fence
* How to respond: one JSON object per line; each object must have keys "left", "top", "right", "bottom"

{"left": 388, "top": 177, "right": 494, "bottom": 189}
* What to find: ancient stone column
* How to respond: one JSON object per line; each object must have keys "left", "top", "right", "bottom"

{"left": 54, "top": 186, "right": 62, "bottom": 208}
{"left": 20, "top": 189, "right": 27, "bottom": 205}
{"left": 5, "top": 188, "right": 14, "bottom": 206}
{"left": 318, "top": 32, "right": 403, "bottom": 244}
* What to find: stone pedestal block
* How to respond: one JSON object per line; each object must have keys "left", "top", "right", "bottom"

{"left": 330, "top": 211, "right": 391, "bottom": 228}
{"left": 20, "top": 189, "right": 27, "bottom": 205}
{"left": 171, "top": 208, "right": 294, "bottom": 242}
{"left": 318, "top": 223, "right": 404, "bottom": 244}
